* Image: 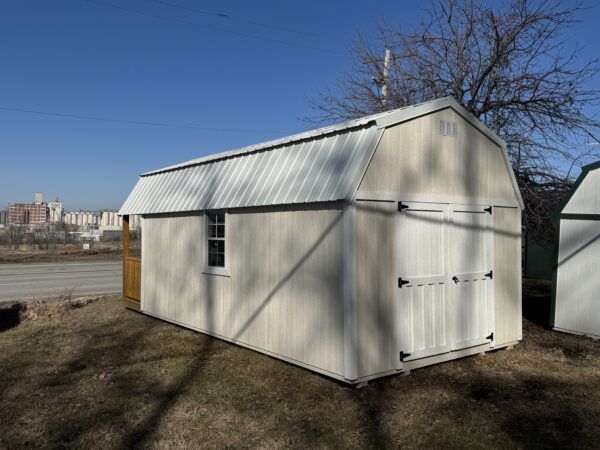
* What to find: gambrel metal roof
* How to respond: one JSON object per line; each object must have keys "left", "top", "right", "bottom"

{"left": 119, "top": 97, "right": 523, "bottom": 215}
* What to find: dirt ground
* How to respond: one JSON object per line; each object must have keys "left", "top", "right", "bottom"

{"left": 0, "top": 245, "right": 122, "bottom": 264}
{"left": 1, "top": 280, "right": 599, "bottom": 449}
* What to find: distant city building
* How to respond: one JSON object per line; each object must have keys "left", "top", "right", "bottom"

{"left": 100, "top": 210, "right": 124, "bottom": 229}
{"left": 63, "top": 211, "right": 98, "bottom": 228}
{"left": 5, "top": 192, "right": 139, "bottom": 231}
{"left": 47, "top": 200, "right": 63, "bottom": 223}
{"left": 8, "top": 202, "right": 47, "bottom": 225}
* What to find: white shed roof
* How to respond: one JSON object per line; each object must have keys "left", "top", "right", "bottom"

{"left": 119, "top": 97, "right": 522, "bottom": 215}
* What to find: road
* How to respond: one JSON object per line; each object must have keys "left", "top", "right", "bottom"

{"left": 0, "top": 261, "right": 122, "bottom": 302}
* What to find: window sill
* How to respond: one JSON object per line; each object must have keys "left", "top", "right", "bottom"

{"left": 202, "top": 266, "right": 230, "bottom": 277}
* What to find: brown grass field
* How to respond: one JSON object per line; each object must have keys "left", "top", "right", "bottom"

{"left": 0, "top": 245, "right": 122, "bottom": 264}
{"left": 1, "top": 280, "right": 599, "bottom": 449}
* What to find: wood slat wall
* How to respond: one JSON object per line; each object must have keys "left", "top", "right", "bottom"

{"left": 359, "top": 108, "right": 518, "bottom": 203}
{"left": 352, "top": 109, "right": 522, "bottom": 378}
{"left": 141, "top": 204, "right": 346, "bottom": 377}
{"left": 124, "top": 257, "right": 141, "bottom": 301}
{"left": 493, "top": 207, "right": 522, "bottom": 345}
{"left": 554, "top": 218, "right": 600, "bottom": 337}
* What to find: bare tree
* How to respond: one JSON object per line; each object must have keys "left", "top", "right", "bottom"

{"left": 4, "top": 225, "right": 25, "bottom": 249}
{"left": 31, "top": 223, "right": 78, "bottom": 250}
{"left": 32, "top": 225, "right": 56, "bottom": 250}
{"left": 309, "top": 0, "right": 600, "bottom": 239}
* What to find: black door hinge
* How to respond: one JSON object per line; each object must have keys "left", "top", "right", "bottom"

{"left": 400, "top": 351, "right": 411, "bottom": 362}
{"left": 484, "top": 206, "right": 492, "bottom": 214}
{"left": 398, "top": 278, "right": 410, "bottom": 288}
{"left": 398, "top": 202, "right": 409, "bottom": 212}
{"left": 485, "top": 270, "right": 493, "bottom": 279}
{"left": 486, "top": 332, "right": 494, "bottom": 341}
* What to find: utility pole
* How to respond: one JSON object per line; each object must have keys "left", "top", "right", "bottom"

{"left": 381, "top": 47, "right": 391, "bottom": 110}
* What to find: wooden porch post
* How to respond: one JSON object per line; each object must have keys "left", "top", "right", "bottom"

{"left": 122, "top": 214, "right": 130, "bottom": 297}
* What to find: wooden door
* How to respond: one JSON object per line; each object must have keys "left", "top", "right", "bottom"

{"left": 124, "top": 256, "right": 141, "bottom": 300}
{"left": 396, "top": 202, "right": 451, "bottom": 366}
{"left": 122, "top": 214, "right": 142, "bottom": 309}
{"left": 449, "top": 205, "right": 495, "bottom": 350}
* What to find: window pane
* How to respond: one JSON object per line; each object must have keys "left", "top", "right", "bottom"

{"left": 217, "top": 225, "right": 225, "bottom": 238}
{"left": 217, "top": 213, "right": 225, "bottom": 224}
{"left": 217, "top": 240, "right": 225, "bottom": 253}
{"left": 208, "top": 240, "right": 219, "bottom": 251}
{"left": 208, "top": 252, "right": 219, "bottom": 266}
{"left": 217, "top": 253, "right": 225, "bottom": 267}
{"left": 208, "top": 224, "right": 216, "bottom": 238}
{"left": 208, "top": 213, "right": 217, "bottom": 225}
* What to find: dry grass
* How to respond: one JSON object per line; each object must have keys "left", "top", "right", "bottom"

{"left": 0, "top": 245, "right": 121, "bottom": 264}
{"left": 1, "top": 281, "right": 599, "bottom": 449}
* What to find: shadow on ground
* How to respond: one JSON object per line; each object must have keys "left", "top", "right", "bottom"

{"left": 0, "top": 281, "right": 599, "bottom": 448}
{"left": 522, "top": 278, "right": 552, "bottom": 328}
{"left": 0, "top": 303, "right": 23, "bottom": 332}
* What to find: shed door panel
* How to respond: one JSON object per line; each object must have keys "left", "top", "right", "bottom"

{"left": 396, "top": 202, "right": 451, "bottom": 364}
{"left": 449, "top": 206, "right": 494, "bottom": 350}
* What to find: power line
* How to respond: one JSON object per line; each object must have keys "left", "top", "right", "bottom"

{"left": 0, "top": 105, "right": 290, "bottom": 134}
{"left": 141, "top": 0, "right": 335, "bottom": 39}
{"left": 80, "top": 0, "right": 344, "bottom": 55}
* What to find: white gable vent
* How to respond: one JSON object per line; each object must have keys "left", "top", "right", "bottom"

{"left": 439, "top": 120, "right": 457, "bottom": 137}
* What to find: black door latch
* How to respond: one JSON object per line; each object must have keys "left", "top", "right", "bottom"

{"left": 452, "top": 275, "right": 459, "bottom": 284}
{"left": 400, "top": 351, "right": 411, "bottom": 362}
{"left": 398, "top": 202, "right": 409, "bottom": 211}
{"left": 485, "top": 270, "right": 493, "bottom": 279}
{"left": 398, "top": 278, "right": 410, "bottom": 288}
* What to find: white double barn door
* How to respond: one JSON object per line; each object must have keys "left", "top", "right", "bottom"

{"left": 396, "top": 201, "right": 495, "bottom": 367}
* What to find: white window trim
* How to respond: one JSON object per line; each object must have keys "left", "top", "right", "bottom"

{"left": 202, "top": 210, "right": 230, "bottom": 277}
{"left": 202, "top": 265, "right": 230, "bottom": 277}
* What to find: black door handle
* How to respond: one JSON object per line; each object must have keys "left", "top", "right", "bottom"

{"left": 452, "top": 276, "right": 459, "bottom": 284}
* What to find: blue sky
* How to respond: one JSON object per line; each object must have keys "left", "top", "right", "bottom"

{"left": 1, "top": 1, "right": 598, "bottom": 211}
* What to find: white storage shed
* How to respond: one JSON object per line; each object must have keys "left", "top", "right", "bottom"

{"left": 552, "top": 161, "right": 600, "bottom": 338}
{"left": 119, "top": 97, "right": 523, "bottom": 384}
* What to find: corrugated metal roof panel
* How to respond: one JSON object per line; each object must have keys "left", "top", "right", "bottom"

{"left": 140, "top": 99, "right": 439, "bottom": 176}
{"left": 119, "top": 124, "right": 384, "bottom": 215}
{"left": 120, "top": 96, "right": 524, "bottom": 214}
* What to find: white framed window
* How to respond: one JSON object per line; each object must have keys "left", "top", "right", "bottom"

{"left": 203, "top": 211, "right": 230, "bottom": 277}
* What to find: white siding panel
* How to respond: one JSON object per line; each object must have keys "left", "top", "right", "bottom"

{"left": 563, "top": 169, "right": 600, "bottom": 214}
{"left": 358, "top": 108, "right": 518, "bottom": 204}
{"left": 355, "top": 201, "right": 397, "bottom": 378}
{"left": 493, "top": 207, "right": 521, "bottom": 345}
{"left": 555, "top": 219, "right": 600, "bottom": 337}
{"left": 141, "top": 204, "right": 346, "bottom": 377}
